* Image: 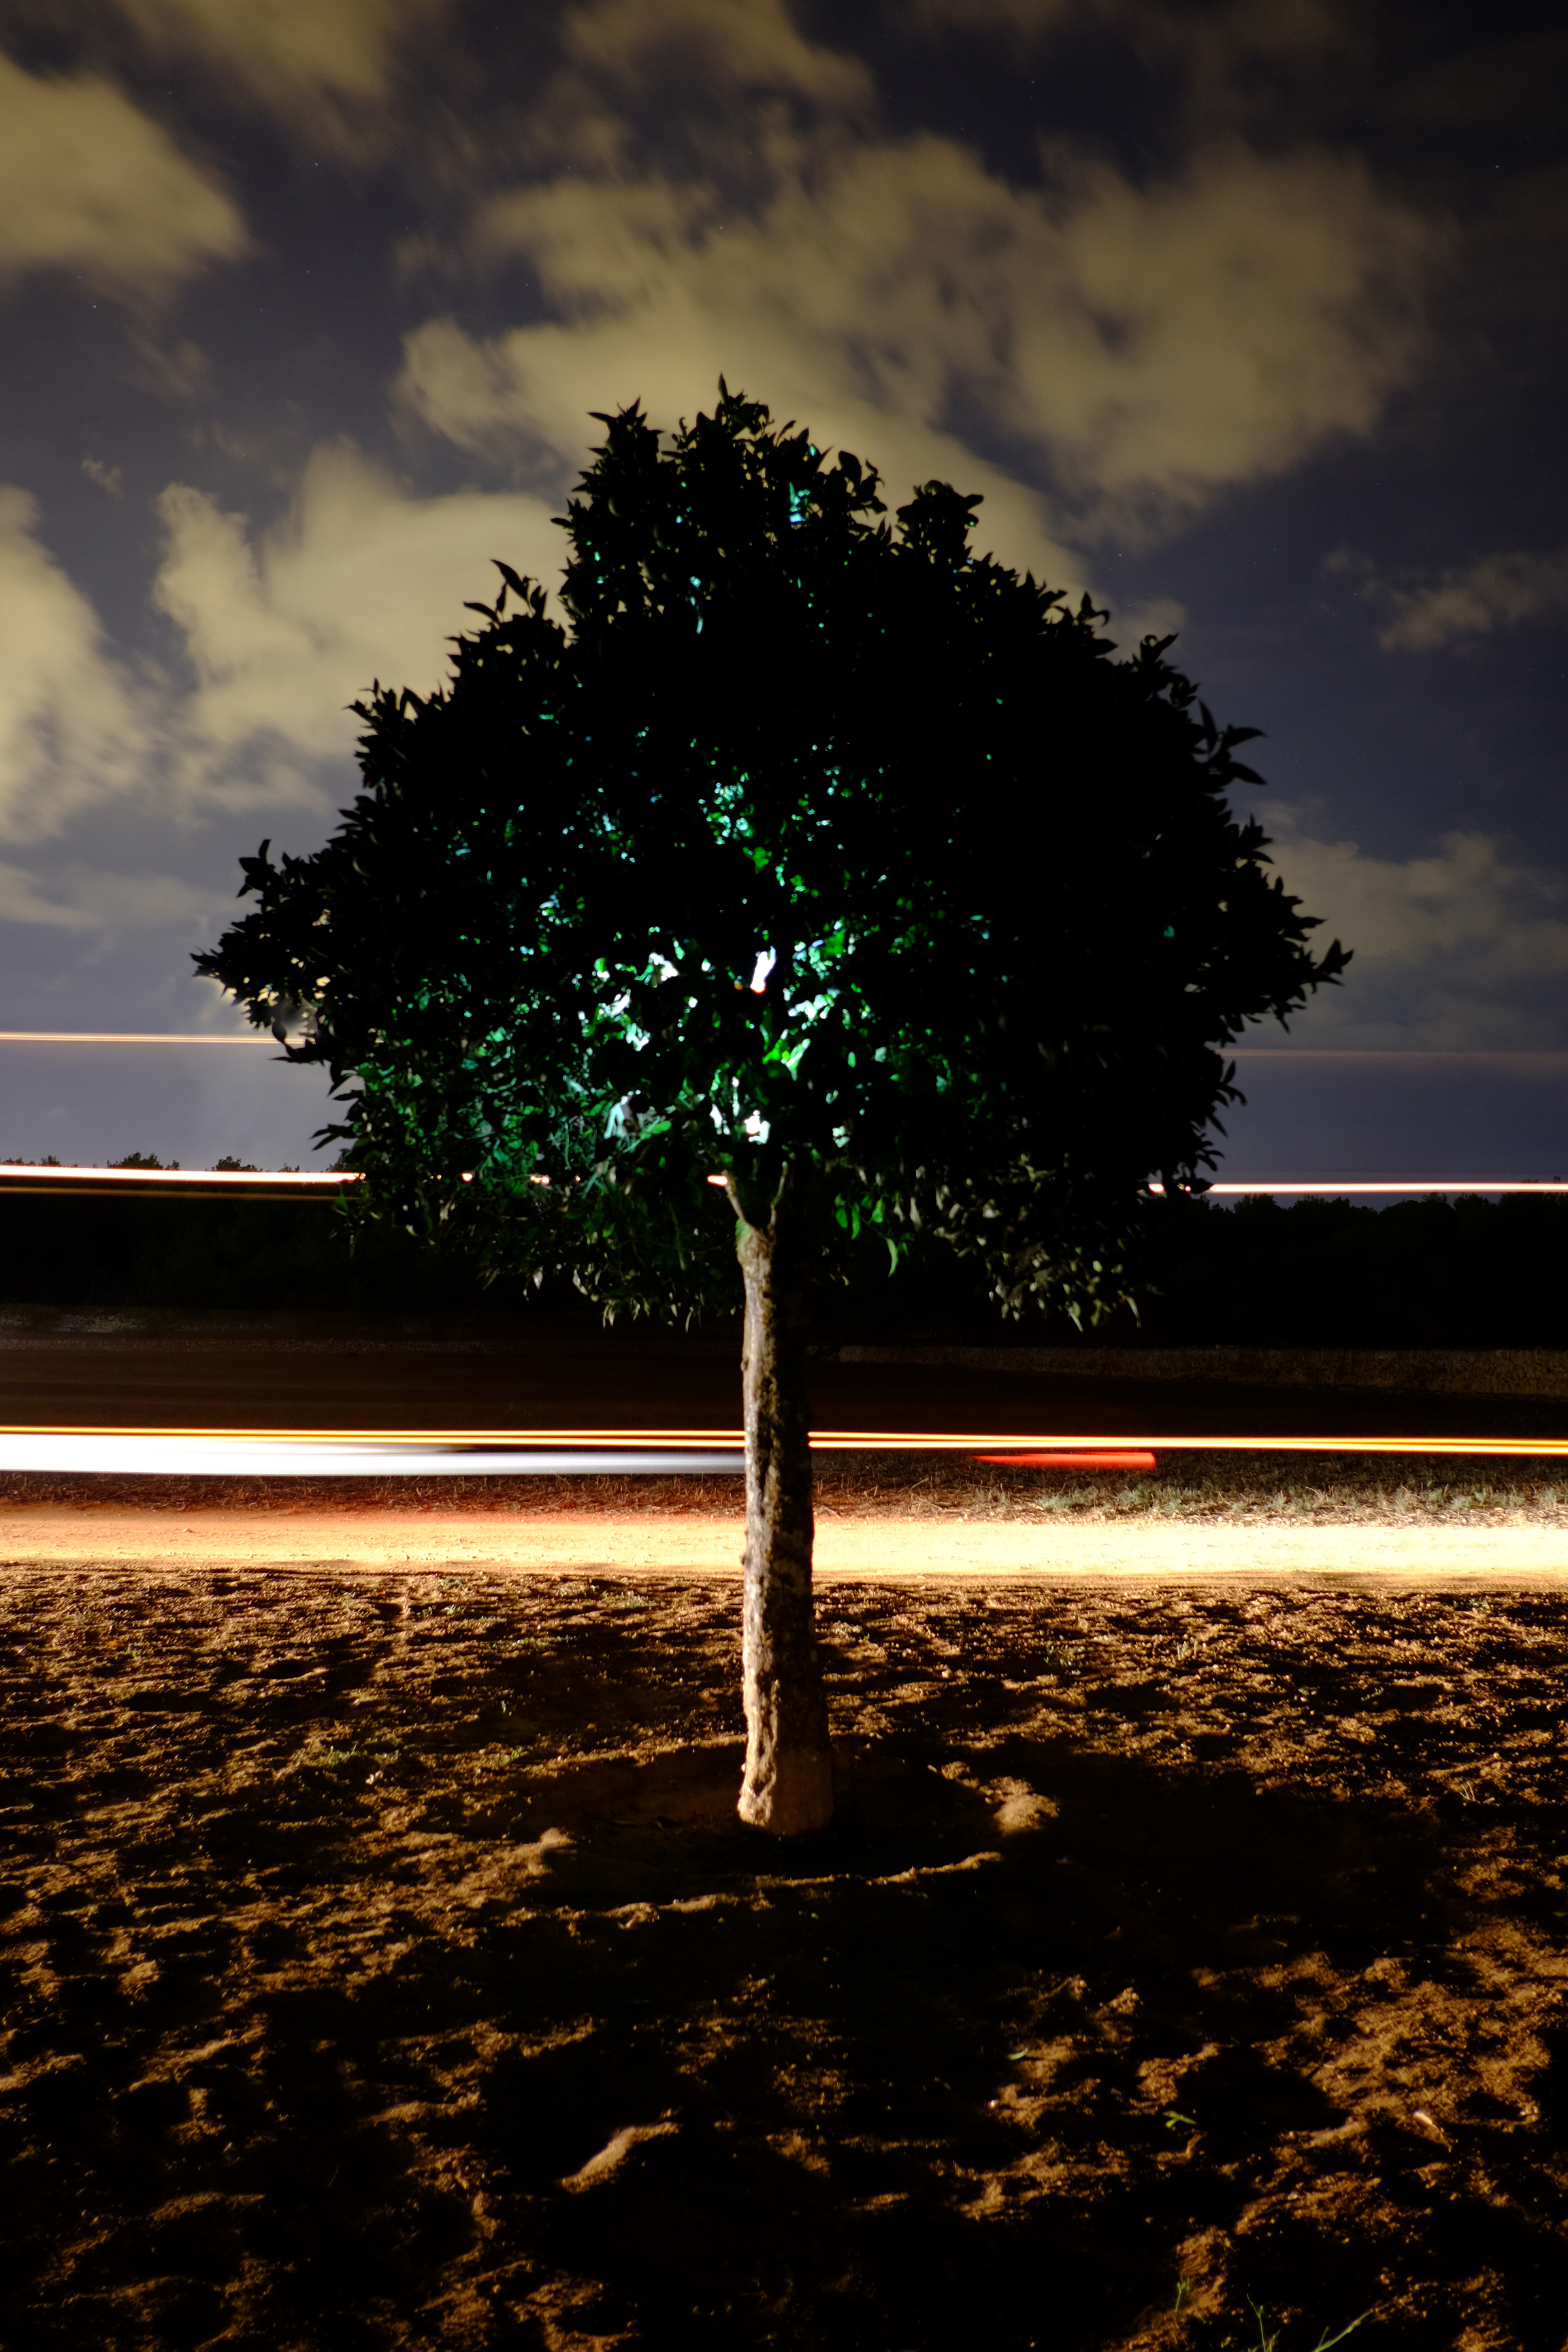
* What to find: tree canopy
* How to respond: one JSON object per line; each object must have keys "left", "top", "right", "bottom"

{"left": 197, "top": 384, "right": 1348, "bottom": 1332}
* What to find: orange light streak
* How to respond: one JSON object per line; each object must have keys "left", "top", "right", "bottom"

{"left": 3, "top": 1424, "right": 1567, "bottom": 1458}
{"left": 3, "top": 1163, "right": 1566, "bottom": 1198}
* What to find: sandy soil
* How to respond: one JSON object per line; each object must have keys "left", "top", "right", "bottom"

{"left": 5, "top": 1544, "right": 1568, "bottom": 2350}
{"left": 1, "top": 1507, "right": 1568, "bottom": 1581}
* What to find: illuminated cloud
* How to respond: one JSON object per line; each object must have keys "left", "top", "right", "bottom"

{"left": 81, "top": 458, "right": 125, "bottom": 499}
{"left": 1263, "top": 821, "right": 1568, "bottom": 1047}
{"left": 400, "top": 125, "right": 1433, "bottom": 555}
{"left": 151, "top": 440, "right": 564, "bottom": 804}
{"left": 0, "top": 50, "right": 248, "bottom": 298}
{"left": 0, "top": 859, "right": 220, "bottom": 934}
{"left": 0, "top": 442, "right": 565, "bottom": 848}
{"left": 0, "top": 860, "right": 95, "bottom": 930}
{"left": 1372, "top": 546, "right": 1568, "bottom": 652}
{"left": 561, "top": 0, "right": 873, "bottom": 107}
{"left": 109, "top": 0, "right": 453, "bottom": 138}
{"left": 0, "top": 487, "right": 154, "bottom": 843}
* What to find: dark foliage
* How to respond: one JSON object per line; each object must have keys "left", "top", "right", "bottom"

{"left": 194, "top": 387, "right": 1345, "bottom": 1328}
{"left": 0, "top": 1192, "right": 470, "bottom": 1314}
{"left": 1134, "top": 1190, "right": 1568, "bottom": 1351}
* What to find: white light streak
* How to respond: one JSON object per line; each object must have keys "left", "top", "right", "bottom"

{"left": 0, "top": 1435, "right": 741, "bottom": 1476}
{"left": 0, "top": 1163, "right": 352, "bottom": 1188}
{"left": 1, "top": 1425, "right": 1565, "bottom": 1471}
{"left": 0, "top": 1032, "right": 271, "bottom": 1045}
{"left": 1152, "top": 1181, "right": 1568, "bottom": 1196}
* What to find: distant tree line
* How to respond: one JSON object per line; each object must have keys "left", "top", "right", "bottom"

{"left": 1, "top": 1184, "right": 1564, "bottom": 1348}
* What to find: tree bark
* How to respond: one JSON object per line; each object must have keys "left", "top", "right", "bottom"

{"left": 732, "top": 1173, "right": 834, "bottom": 1833}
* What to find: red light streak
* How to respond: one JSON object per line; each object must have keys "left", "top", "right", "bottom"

{"left": 1, "top": 1424, "right": 1565, "bottom": 1460}
{"left": 975, "top": 1450, "right": 1157, "bottom": 1471}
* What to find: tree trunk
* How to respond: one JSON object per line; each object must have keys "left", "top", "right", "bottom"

{"left": 733, "top": 1175, "right": 833, "bottom": 1833}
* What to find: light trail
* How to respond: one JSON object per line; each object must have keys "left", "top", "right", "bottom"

{"left": 1, "top": 1426, "right": 1565, "bottom": 1474}
{"left": 0, "top": 1032, "right": 272, "bottom": 1045}
{"left": 1152, "top": 1181, "right": 1568, "bottom": 1196}
{"left": 0, "top": 1164, "right": 352, "bottom": 1191}
{"left": 3, "top": 1164, "right": 1566, "bottom": 1198}
{"left": 976, "top": 1451, "right": 1157, "bottom": 1471}
{"left": 0, "top": 1044, "right": 1561, "bottom": 1196}
{"left": 2, "top": 1162, "right": 1566, "bottom": 1197}
{"left": 816, "top": 1433, "right": 1568, "bottom": 1457}
{"left": 0, "top": 1435, "right": 742, "bottom": 1476}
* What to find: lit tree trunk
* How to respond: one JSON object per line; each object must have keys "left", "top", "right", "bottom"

{"left": 732, "top": 1173, "right": 834, "bottom": 1833}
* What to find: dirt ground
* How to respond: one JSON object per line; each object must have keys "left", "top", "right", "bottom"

{"left": 4, "top": 1486, "right": 1568, "bottom": 2351}
{"left": 1, "top": 1452, "right": 1568, "bottom": 1581}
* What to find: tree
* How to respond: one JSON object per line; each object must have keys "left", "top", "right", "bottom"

{"left": 195, "top": 385, "right": 1349, "bottom": 1833}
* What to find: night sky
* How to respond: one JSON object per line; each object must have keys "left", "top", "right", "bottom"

{"left": 0, "top": 0, "right": 1563, "bottom": 1176}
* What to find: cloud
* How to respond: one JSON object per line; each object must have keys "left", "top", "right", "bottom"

{"left": 1262, "top": 820, "right": 1568, "bottom": 1047}
{"left": 0, "top": 442, "right": 567, "bottom": 853}
{"left": 151, "top": 440, "right": 564, "bottom": 802}
{"left": 0, "top": 860, "right": 95, "bottom": 930}
{"left": 0, "top": 858, "right": 216, "bottom": 932}
{"left": 81, "top": 458, "right": 125, "bottom": 499}
{"left": 109, "top": 0, "right": 452, "bottom": 137}
{"left": 0, "top": 486, "right": 155, "bottom": 843}
{"left": 476, "top": 0, "right": 877, "bottom": 184}
{"left": 562, "top": 0, "right": 873, "bottom": 109}
{"left": 1371, "top": 546, "right": 1568, "bottom": 652}
{"left": 398, "top": 124, "right": 1433, "bottom": 557}
{"left": 0, "top": 50, "right": 247, "bottom": 299}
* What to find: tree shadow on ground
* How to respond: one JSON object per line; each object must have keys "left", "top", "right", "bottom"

{"left": 7, "top": 1722, "right": 1567, "bottom": 2350}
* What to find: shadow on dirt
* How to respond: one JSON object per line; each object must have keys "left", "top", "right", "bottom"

{"left": 4, "top": 1574, "right": 1568, "bottom": 2349}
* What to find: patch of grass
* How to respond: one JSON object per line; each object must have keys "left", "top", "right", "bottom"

{"left": 1239, "top": 2301, "right": 1371, "bottom": 2351}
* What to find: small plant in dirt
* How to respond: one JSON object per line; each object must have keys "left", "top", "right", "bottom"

{"left": 196, "top": 384, "right": 1348, "bottom": 1833}
{"left": 1233, "top": 2302, "right": 1371, "bottom": 2351}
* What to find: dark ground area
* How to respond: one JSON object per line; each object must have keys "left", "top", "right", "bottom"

{"left": 3, "top": 1564, "right": 1567, "bottom": 2350}
{"left": 3, "top": 1313, "right": 1568, "bottom": 1446}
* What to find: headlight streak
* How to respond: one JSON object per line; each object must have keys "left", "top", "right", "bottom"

{"left": 0, "top": 1032, "right": 273, "bottom": 1045}
{"left": 1, "top": 1427, "right": 1565, "bottom": 1475}
{"left": 0, "top": 1053, "right": 1563, "bottom": 1203}
{"left": 0, "top": 1164, "right": 353, "bottom": 1195}
{"left": 0, "top": 1434, "right": 742, "bottom": 1477}
{"left": 12, "top": 1162, "right": 1563, "bottom": 1203}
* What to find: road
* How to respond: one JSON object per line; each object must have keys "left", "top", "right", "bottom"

{"left": 0, "top": 1318, "right": 1563, "bottom": 1443}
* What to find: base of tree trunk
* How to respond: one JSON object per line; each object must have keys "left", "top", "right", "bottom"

{"left": 734, "top": 1177, "right": 833, "bottom": 1833}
